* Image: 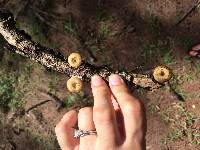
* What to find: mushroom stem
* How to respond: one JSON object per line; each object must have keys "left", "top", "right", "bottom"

{"left": 0, "top": 9, "right": 172, "bottom": 91}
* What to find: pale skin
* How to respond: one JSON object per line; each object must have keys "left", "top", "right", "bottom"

{"left": 189, "top": 44, "right": 200, "bottom": 57}
{"left": 55, "top": 74, "right": 147, "bottom": 150}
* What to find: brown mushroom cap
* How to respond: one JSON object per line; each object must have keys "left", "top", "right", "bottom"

{"left": 67, "top": 76, "right": 83, "bottom": 93}
{"left": 153, "top": 66, "right": 172, "bottom": 83}
{"left": 68, "top": 53, "right": 82, "bottom": 68}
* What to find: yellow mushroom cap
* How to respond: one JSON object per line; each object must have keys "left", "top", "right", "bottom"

{"left": 153, "top": 66, "right": 172, "bottom": 83}
{"left": 68, "top": 53, "right": 82, "bottom": 68}
{"left": 67, "top": 76, "right": 83, "bottom": 93}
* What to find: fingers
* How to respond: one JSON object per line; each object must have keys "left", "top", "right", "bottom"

{"left": 189, "top": 50, "right": 198, "bottom": 57}
{"left": 78, "top": 107, "right": 95, "bottom": 131}
{"left": 78, "top": 107, "right": 96, "bottom": 148}
{"left": 109, "top": 74, "right": 141, "bottom": 110}
{"left": 91, "top": 75, "right": 119, "bottom": 145}
{"left": 192, "top": 44, "right": 200, "bottom": 51}
{"left": 111, "top": 94, "right": 120, "bottom": 111}
{"left": 55, "top": 110, "right": 79, "bottom": 150}
{"left": 109, "top": 74, "right": 146, "bottom": 141}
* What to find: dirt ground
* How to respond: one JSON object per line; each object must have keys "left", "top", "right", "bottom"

{"left": 0, "top": 0, "right": 200, "bottom": 150}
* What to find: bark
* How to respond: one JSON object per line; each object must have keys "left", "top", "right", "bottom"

{"left": 0, "top": 9, "right": 164, "bottom": 90}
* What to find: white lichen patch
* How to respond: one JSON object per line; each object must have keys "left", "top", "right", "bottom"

{"left": 0, "top": 26, "right": 17, "bottom": 46}
{"left": 133, "top": 76, "right": 161, "bottom": 90}
{"left": 0, "top": 17, "right": 17, "bottom": 46}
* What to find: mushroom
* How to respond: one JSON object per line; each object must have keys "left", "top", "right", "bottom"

{"left": 67, "top": 76, "right": 83, "bottom": 93}
{"left": 153, "top": 66, "right": 172, "bottom": 83}
{"left": 68, "top": 53, "right": 82, "bottom": 68}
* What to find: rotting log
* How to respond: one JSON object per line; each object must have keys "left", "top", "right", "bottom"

{"left": 0, "top": 9, "right": 172, "bottom": 91}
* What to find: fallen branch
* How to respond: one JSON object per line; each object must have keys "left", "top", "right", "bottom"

{"left": 41, "top": 90, "right": 66, "bottom": 110}
{"left": 26, "top": 90, "right": 67, "bottom": 113}
{"left": 174, "top": 1, "right": 200, "bottom": 27}
{"left": 168, "top": 83, "right": 185, "bottom": 102}
{"left": 26, "top": 100, "right": 51, "bottom": 114}
{"left": 0, "top": 9, "right": 171, "bottom": 90}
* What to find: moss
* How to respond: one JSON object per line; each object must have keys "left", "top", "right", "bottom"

{"left": 161, "top": 102, "right": 199, "bottom": 147}
{"left": 40, "top": 0, "right": 55, "bottom": 10}
{"left": 0, "top": 36, "right": 6, "bottom": 62}
{"left": 48, "top": 71, "right": 60, "bottom": 94}
{"left": 0, "top": 75, "right": 24, "bottom": 112}
{"left": 64, "top": 14, "right": 79, "bottom": 36}
{"left": 148, "top": 14, "right": 162, "bottom": 36}
{"left": 66, "top": 92, "right": 93, "bottom": 108}
{"left": 23, "top": 9, "right": 48, "bottom": 43}
{"left": 99, "top": 21, "right": 111, "bottom": 40}
{"left": 31, "top": 132, "right": 56, "bottom": 150}
{"left": 180, "top": 37, "right": 195, "bottom": 52}
{"left": 0, "top": 36, "right": 5, "bottom": 51}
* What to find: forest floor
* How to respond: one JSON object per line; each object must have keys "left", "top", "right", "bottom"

{"left": 0, "top": 0, "right": 200, "bottom": 150}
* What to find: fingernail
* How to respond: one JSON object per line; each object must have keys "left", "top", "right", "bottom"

{"left": 109, "top": 74, "right": 123, "bottom": 86}
{"left": 91, "top": 75, "right": 104, "bottom": 87}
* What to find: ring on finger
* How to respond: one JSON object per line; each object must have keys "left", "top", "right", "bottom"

{"left": 73, "top": 128, "right": 97, "bottom": 138}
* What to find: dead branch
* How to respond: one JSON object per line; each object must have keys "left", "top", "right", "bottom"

{"left": 174, "top": 1, "right": 200, "bottom": 27}
{"left": 26, "top": 100, "right": 51, "bottom": 114}
{"left": 40, "top": 89, "right": 66, "bottom": 110}
{"left": 65, "top": 0, "right": 72, "bottom": 7}
{"left": 0, "top": 9, "right": 170, "bottom": 90}
{"left": 32, "top": 10, "right": 62, "bottom": 33}
{"left": 168, "top": 82, "right": 185, "bottom": 102}
{"left": 26, "top": 90, "right": 66, "bottom": 113}
{"left": 29, "top": 5, "right": 67, "bottom": 21}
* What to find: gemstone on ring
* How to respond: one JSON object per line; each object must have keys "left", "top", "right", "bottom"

{"left": 73, "top": 129, "right": 97, "bottom": 138}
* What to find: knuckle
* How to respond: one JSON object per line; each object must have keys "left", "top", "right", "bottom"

{"left": 124, "top": 100, "right": 143, "bottom": 113}
{"left": 113, "top": 88, "right": 144, "bottom": 113}
{"left": 114, "top": 89, "right": 131, "bottom": 100}
{"left": 55, "top": 123, "right": 63, "bottom": 133}
{"left": 79, "top": 107, "right": 92, "bottom": 114}
{"left": 93, "top": 106, "right": 104, "bottom": 114}
{"left": 93, "top": 86, "right": 109, "bottom": 96}
{"left": 113, "top": 85, "right": 128, "bottom": 94}
{"left": 93, "top": 107, "right": 113, "bottom": 123}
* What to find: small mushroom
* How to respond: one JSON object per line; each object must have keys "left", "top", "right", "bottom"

{"left": 153, "top": 66, "right": 172, "bottom": 83}
{"left": 68, "top": 52, "right": 82, "bottom": 68}
{"left": 67, "top": 76, "right": 83, "bottom": 93}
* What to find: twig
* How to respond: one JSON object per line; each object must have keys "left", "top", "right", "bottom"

{"left": 78, "top": 35, "right": 98, "bottom": 62}
{"left": 26, "top": 89, "right": 66, "bottom": 113}
{"left": 174, "top": 1, "right": 200, "bottom": 27}
{"left": 26, "top": 100, "right": 51, "bottom": 113}
{"left": 65, "top": 0, "right": 72, "bottom": 7}
{"left": 40, "top": 89, "right": 66, "bottom": 110}
{"left": 0, "top": 9, "right": 167, "bottom": 90}
{"left": 7, "top": 139, "right": 17, "bottom": 150}
{"left": 33, "top": 10, "right": 63, "bottom": 33}
{"left": 29, "top": 5, "right": 67, "bottom": 21}
{"left": 167, "top": 83, "right": 185, "bottom": 102}
{"left": 4, "top": 0, "right": 29, "bottom": 19}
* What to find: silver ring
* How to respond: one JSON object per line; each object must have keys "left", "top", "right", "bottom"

{"left": 73, "top": 129, "right": 97, "bottom": 138}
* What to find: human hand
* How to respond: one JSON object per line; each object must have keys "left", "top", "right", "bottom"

{"left": 55, "top": 74, "right": 147, "bottom": 150}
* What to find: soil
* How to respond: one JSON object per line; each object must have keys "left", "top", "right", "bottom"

{"left": 0, "top": 0, "right": 200, "bottom": 150}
